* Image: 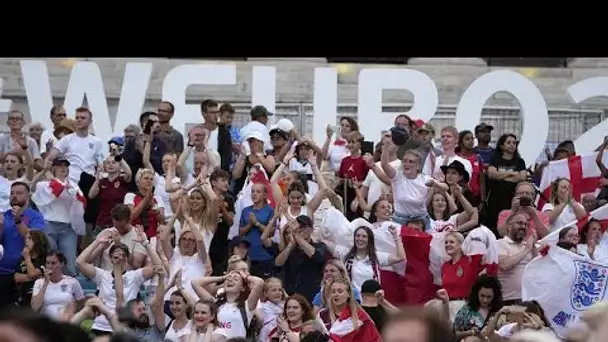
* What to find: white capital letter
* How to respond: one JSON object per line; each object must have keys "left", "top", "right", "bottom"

{"left": 455, "top": 70, "right": 548, "bottom": 167}
{"left": 112, "top": 63, "right": 153, "bottom": 136}
{"left": 63, "top": 62, "right": 114, "bottom": 139}
{"left": 567, "top": 77, "right": 608, "bottom": 154}
{"left": 162, "top": 64, "right": 236, "bottom": 134}
{"left": 0, "top": 79, "right": 13, "bottom": 114}
{"left": 358, "top": 69, "right": 438, "bottom": 143}
{"left": 252, "top": 66, "right": 276, "bottom": 125}
{"left": 313, "top": 68, "right": 338, "bottom": 143}
{"left": 21, "top": 60, "right": 54, "bottom": 128}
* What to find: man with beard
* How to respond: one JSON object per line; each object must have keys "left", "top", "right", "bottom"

{"left": 496, "top": 211, "right": 538, "bottom": 306}
{"left": 115, "top": 298, "right": 164, "bottom": 341}
{"left": 0, "top": 182, "right": 45, "bottom": 308}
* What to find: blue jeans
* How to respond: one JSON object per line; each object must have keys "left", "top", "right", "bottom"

{"left": 392, "top": 212, "right": 432, "bottom": 233}
{"left": 45, "top": 221, "right": 78, "bottom": 277}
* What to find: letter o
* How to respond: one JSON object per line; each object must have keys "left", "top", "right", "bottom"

{"left": 454, "top": 70, "right": 548, "bottom": 167}
{"left": 567, "top": 77, "right": 608, "bottom": 154}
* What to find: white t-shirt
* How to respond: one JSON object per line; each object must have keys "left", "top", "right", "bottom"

{"left": 430, "top": 214, "right": 459, "bottom": 233}
{"left": 165, "top": 320, "right": 192, "bottom": 342}
{"left": 258, "top": 301, "right": 284, "bottom": 342}
{"left": 334, "top": 245, "right": 391, "bottom": 293}
{"left": 363, "top": 160, "right": 400, "bottom": 208}
{"left": 207, "top": 127, "right": 219, "bottom": 153}
{"left": 0, "top": 176, "right": 27, "bottom": 212}
{"left": 288, "top": 159, "right": 318, "bottom": 197}
{"left": 32, "top": 276, "right": 85, "bottom": 320}
{"left": 542, "top": 203, "right": 578, "bottom": 231}
{"left": 577, "top": 243, "right": 608, "bottom": 263}
{"left": 40, "top": 128, "right": 58, "bottom": 155}
{"left": 217, "top": 302, "right": 254, "bottom": 338}
{"left": 53, "top": 133, "right": 105, "bottom": 184}
{"left": 178, "top": 327, "right": 228, "bottom": 342}
{"left": 92, "top": 268, "right": 146, "bottom": 332}
{"left": 326, "top": 140, "right": 349, "bottom": 171}
{"left": 431, "top": 155, "right": 473, "bottom": 182}
{"left": 390, "top": 172, "right": 432, "bottom": 216}
{"left": 153, "top": 173, "right": 178, "bottom": 218}
{"left": 163, "top": 248, "right": 207, "bottom": 301}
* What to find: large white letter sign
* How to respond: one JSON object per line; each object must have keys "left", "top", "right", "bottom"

{"left": 21, "top": 60, "right": 54, "bottom": 129}
{"left": 0, "top": 79, "right": 12, "bottom": 114}
{"left": 63, "top": 62, "right": 120, "bottom": 139}
{"left": 358, "top": 69, "right": 439, "bottom": 144}
{"left": 162, "top": 64, "right": 236, "bottom": 135}
{"left": 251, "top": 66, "right": 276, "bottom": 125}
{"left": 313, "top": 68, "right": 338, "bottom": 143}
{"left": 454, "top": 70, "right": 548, "bottom": 167}
{"left": 567, "top": 77, "right": 608, "bottom": 154}
{"left": 111, "top": 63, "right": 153, "bottom": 136}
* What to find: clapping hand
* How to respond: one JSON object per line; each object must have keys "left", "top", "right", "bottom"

{"left": 248, "top": 212, "right": 258, "bottom": 226}
{"left": 436, "top": 288, "right": 449, "bottom": 302}
{"left": 133, "top": 225, "right": 148, "bottom": 245}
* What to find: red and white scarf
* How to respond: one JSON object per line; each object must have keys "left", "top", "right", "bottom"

{"left": 31, "top": 178, "right": 86, "bottom": 235}
{"left": 328, "top": 307, "right": 381, "bottom": 342}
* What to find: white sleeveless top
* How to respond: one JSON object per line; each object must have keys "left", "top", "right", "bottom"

{"left": 165, "top": 320, "right": 192, "bottom": 342}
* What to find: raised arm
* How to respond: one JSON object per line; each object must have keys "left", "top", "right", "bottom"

{"left": 142, "top": 134, "right": 154, "bottom": 171}
{"left": 380, "top": 143, "right": 397, "bottom": 179}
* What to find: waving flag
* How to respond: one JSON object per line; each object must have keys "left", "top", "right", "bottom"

{"left": 32, "top": 179, "right": 86, "bottom": 235}
{"left": 327, "top": 307, "right": 381, "bottom": 342}
{"left": 538, "top": 152, "right": 608, "bottom": 209}
{"left": 521, "top": 245, "right": 608, "bottom": 338}
{"left": 539, "top": 203, "right": 608, "bottom": 246}
{"left": 321, "top": 208, "right": 498, "bottom": 305}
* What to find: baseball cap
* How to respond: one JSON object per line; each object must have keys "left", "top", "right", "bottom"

{"left": 229, "top": 236, "right": 251, "bottom": 250}
{"left": 108, "top": 136, "right": 124, "bottom": 146}
{"left": 361, "top": 279, "right": 382, "bottom": 294}
{"left": 296, "top": 215, "right": 313, "bottom": 228}
{"left": 416, "top": 123, "right": 435, "bottom": 133}
{"left": 474, "top": 122, "right": 494, "bottom": 132}
{"left": 53, "top": 157, "right": 70, "bottom": 167}
{"left": 250, "top": 105, "right": 274, "bottom": 120}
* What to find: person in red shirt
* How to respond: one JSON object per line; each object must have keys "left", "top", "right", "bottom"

{"left": 441, "top": 231, "right": 496, "bottom": 319}
{"left": 457, "top": 130, "right": 485, "bottom": 208}
{"left": 337, "top": 131, "right": 370, "bottom": 220}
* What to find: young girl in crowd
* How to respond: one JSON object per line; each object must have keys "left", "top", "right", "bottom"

{"left": 186, "top": 300, "right": 227, "bottom": 342}
{"left": 258, "top": 277, "right": 286, "bottom": 342}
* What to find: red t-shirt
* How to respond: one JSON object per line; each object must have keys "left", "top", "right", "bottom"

{"left": 460, "top": 153, "right": 483, "bottom": 197}
{"left": 96, "top": 177, "right": 129, "bottom": 227}
{"left": 338, "top": 156, "right": 369, "bottom": 182}
{"left": 441, "top": 254, "right": 485, "bottom": 300}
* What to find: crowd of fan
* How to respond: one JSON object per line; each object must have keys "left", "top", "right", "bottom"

{"left": 0, "top": 99, "right": 607, "bottom": 342}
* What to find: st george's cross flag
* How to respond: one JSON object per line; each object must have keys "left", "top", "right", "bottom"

{"left": 31, "top": 178, "right": 87, "bottom": 236}
{"left": 521, "top": 244, "right": 608, "bottom": 338}
{"left": 538, "top": 151, "right": 608, "bottom": 209}
{"left": 321, "top": 208, "right": 499, "bottom": 305}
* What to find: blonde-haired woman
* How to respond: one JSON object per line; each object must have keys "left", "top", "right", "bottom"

{"left": 542, "top": 178, "right": 587, "bottom": 231}
{"left": 312, "top": 259, "right": 362, "bottom": 313}
{"left": 381, "top": 140, "right": 448, "bottom": 230}
{"left": 124, "top": 168, "right": 165, "bottom": 240}
{"left": 0, "top": 149, "right": 34, "bottom": 212}
{"left": 317, "top": 277, "right": 381, "bottom": 342}
{"left": 441, "top": 231, "right": 497, "bottom": 320}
